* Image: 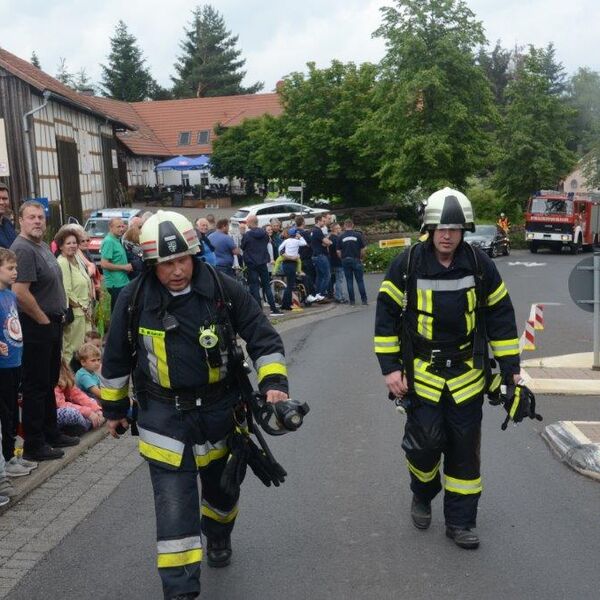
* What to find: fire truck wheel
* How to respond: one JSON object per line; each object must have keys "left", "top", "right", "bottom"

{"left": 529, "top": 242, "right": 538, "bottom": 254}
{"left": 570, "top": 236, "right": 582, "bottom": 254}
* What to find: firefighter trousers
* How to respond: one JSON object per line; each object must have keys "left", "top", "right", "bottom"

{"left": 401, "top": 392, "right": 483, "bottom": 529}
{"left": 138, "top": 397, "right": 241, "bottom": 600}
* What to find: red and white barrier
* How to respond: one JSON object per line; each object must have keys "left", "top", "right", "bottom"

{"left": 519, "top": 319, "right": 536, "bottom": 352}
{"left": 534, "top": 304, "right": 544, "bottom": 330}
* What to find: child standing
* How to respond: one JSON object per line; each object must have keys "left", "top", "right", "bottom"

{"left": 74, "top": 343, "right": 102, "bottom": 400}
{"left": 0, "top": 249, "right": 36, "bottom": 495}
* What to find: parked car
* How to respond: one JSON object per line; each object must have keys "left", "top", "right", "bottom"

{"left": 83, "top": 208, "right": 142, "bottom": 263}
{"left": 464, "top": 225, "right": 510, "bottom": 258}
{"left": 229, "top": 200, "right": 334, "bottom": 234}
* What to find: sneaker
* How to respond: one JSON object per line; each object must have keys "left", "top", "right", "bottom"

{"left": 314, "top": 294, "right": 325, "bottom": 301}
{"left": 269, "top": 310, "right": 284, "bottom": 317}
{"left": 5, "top": 457, "right": 32, "bottom": 477}
{"left": 23, "top": 444, "right": 64, "bottom": 462}
{"left": 0, "top": 495, "right": 9, "bottom": 507}
{"left": 17, "top": 457, "right": 38, "bottom": 470}
{"left": 305, "top": 294, "right": 317, "bottom": 303}
{"left": 47, "top": 434, "right": 80, "bottom": 448}
{"left": 0, "top": 477, "right": 16, "bottom": 497}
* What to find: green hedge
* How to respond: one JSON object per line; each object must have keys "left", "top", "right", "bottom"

{"left": 363, "top": 243, "right": 406, "bottom": 272}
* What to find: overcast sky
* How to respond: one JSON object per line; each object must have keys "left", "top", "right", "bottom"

{"left": 2, "top": 0, "right": 599, "bottom": 92}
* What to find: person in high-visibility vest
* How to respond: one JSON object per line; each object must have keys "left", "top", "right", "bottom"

{"left": 497, "top": 213, "right": 509, "bottom": 233}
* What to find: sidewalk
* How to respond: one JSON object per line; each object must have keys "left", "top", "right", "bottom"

{"left": 521, "top": 352, "right": 600, "bottom": 395}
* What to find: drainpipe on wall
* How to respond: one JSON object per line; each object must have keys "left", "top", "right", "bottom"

{"left": 22, "top": 90, "right": 51, "bottom": 198}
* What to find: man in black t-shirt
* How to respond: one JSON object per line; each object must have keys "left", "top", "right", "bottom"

{"left": 337, "top": 219, "right": 368, "bottom": 305}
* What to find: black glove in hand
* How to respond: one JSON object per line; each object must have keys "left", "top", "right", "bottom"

{"left": 247, "top": 438, "right": 287, "bottom": 487}
{"left": 220, "top": 431, "right": 249, "bottom": 496}
{"left": 500, "top": 384, "right": 543, "bottom": 430}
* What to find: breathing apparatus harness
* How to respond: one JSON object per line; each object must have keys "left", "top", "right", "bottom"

{"left": 124, "top": 261, "right": 309, "bottom": 489}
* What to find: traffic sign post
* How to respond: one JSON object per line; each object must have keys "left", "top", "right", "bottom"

{"left": 569, "top": 252, "right": 600, "bottom": 369}
{"left": 288, "top": 183, "right": 305, "bottom": 204}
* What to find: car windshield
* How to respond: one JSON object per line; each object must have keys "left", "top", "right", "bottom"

{"left": 232, "top": 210, "right": 250, "bottom": 219}
{"left": 530, "top": 198, "right": 572, "bottom": 215}
{"left": 85, "top": 219, "right": 110, "bottom": 238}
{"left": 467, "top": 226, "right": 497, "bottom": 237}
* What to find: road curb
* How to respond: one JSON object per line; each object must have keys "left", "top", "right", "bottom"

{"left": 542, "top": 421, "right": 600, "bottom": 481}
{"left": 520, "top": 370, "right": 600, "bottom": 395}
{"left": 0, "top": 428, "right": 109, "bottom": 515}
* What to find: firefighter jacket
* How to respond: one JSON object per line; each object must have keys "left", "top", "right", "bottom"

{"left": 100, "top": 260, "right": 288, "bottom": 421}
{"left": 374, "top": 241, "right": 520, "bottom": 406}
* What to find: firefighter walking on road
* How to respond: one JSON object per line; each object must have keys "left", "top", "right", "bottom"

{"left": 100, "top": 211, "right": 289, "bottom": 599}
{"left": 374, "top": 188, "right": 540, "bottom": 549}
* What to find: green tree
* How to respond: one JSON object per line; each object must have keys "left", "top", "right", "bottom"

{"left": 493, "top": 47, "right": 577, "bottom": 206}
{"left": 568, "top": 68, "right": 600, "bottom": 154}
{"left": 365, "top": 0, "right": 497, "bottom": 194}
{"left": 171, "top": 5, "right": 263, "bottom": 98}
{"left": 100, "top": 20, "right": 160, "bottom": 101}
{"left": 72, "top": 68, "right": 95, "bottom": 93}
{"left": 477, "top": 41, "right": 512, "bottom": 106}
{"left": 210, "top": 117, "right": 269, "bottom": 195}
{"left": 30, "top": 52, "right": 41, "bottom": 69}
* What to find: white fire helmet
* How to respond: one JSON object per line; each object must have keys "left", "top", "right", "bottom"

{"left": 139, "top": 210, "right": 200, "bottom": 263}
{"left": 420, "top": 187, "right": 475, "bottom": 232}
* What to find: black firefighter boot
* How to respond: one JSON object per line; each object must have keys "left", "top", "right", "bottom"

{"left": 410, "top": 495, "right": 432, "bottom": 530}
{"left": 206, "top": 535, "right": 232, "bottom": 568}
{"left": 445, "top": 526, "right": 480, "bottom": 550}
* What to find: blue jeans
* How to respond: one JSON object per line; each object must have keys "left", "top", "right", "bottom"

{"left": 312, "top": 254, "right": 331, "bottom": 296}
{"left": 247, "top": 263, "right": 277, "bottom": 311}
{"left": 333, "top": 266, "right": 347, "bottom": 301}
{"left": 342, "top": 257, "right": 367, "bottom": 303}
{"left": 281, "top": 261, "right": 297, "bottom": 309}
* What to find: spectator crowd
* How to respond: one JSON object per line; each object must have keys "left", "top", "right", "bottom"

{"left": 0, "top": 182, "right": 370, "bottom": 508}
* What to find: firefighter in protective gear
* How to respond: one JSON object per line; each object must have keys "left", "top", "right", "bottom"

{"left": 374, "top": 187, "right": 523, "bottom": 550}
{"left": 100, "top": 211, "right": 289, "bottom": 599}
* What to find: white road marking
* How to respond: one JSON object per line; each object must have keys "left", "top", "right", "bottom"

{"left": 508, "top": 261, "right": 547, "bottom": 267}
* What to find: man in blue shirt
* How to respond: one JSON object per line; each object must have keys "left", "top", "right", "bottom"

{"left": 310, "top": 215, "right": 332, "bottom": 299}
{"left": 0, "top": 184, "right": 17, "bottom": 249}
{"left": 337, "top": 219, "right": 368, "bottom": 305}
{"left": 195, "top": 217, "right": 217, "bottom": 266}
{"left": 208, "top": 218, "right": 239, "bottom": 277}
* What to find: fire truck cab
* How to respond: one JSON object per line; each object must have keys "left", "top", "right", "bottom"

{"left": 525, "top": 191, "right": 600, "bottom": 254}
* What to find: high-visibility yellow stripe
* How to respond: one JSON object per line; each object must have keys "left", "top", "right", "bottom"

{"left": 417, "top": 288, "right": 432, "bottom": 313}
{"left": 374, "top": 336, "right": 400, "bottom": 353}
{"left": 407, "top": 460, "right": 440, "bottom": 483}
{"left": 201, "top": 504, "right": 239, "bottom": 524}
{"left": 490, "top": 338, "right": 520, "bottom": 357}
{"left": 417, "top": 314, "right": 433, "bottom": 339}
{"left": 194, "top": 446, "right": 228, "bottom": 468}
{"left": 444, "top": 475, "right": 482, "bottom": 495}
{"left": 157, "top": 548, "right": 202, "bottom": 568}
{"left": 414, "top": 381, "right": 442, "bottom": 403}
{"left": 452, "top": 376, "right": 486, "bottom": 404}
{"left": 466, "top": 288, "right": 476, "bottom": 312}
{"left": 100, "top": 386, "right": 129, "bottom": 401}
{"left": 379, "top": 280, "right": 404, "bottom": 308}
{"left": 257, "top": 363, "right": 287, "bottom": 382}
{"left": 139, "top": 327, "right": 165, "bottom": 338}
{"left": 153, "top": 337, "right": 171, "bottom": 388}
{"left": 139, "top": 440, "right": 182, "bottom": 467}
{"left": 414, "top": 360, "right": 446, "bottom": 389}
{"left": 488, "top": 373, "right": 502, "bottom": 393}
{"left": 447, "top": 367, "right": 483, "bottom": 392}
{"left": 487, "top": 282, "right": 507, "bottom": 306}
{"left": 208, "top": 364, "right": 220, "bottom": 384}
{"left": 509, "top": 387, "right": 521, "bottom": 419}
{"left": 465, "top": 310, "right": 475, "bottom": 335}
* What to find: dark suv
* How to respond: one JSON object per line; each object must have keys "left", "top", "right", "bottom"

{"left": 464, "top": 225, "right": 510, "bottom": 258}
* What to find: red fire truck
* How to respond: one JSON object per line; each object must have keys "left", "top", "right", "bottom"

{"left": 525, "top": 191, "right": 600, "bottom": 254}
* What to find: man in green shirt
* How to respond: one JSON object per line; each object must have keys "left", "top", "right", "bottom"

{"left": 100, "top": 218, "right": 132, "bottom": 311}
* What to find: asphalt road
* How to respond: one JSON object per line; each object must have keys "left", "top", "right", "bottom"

{"left": 8, "top": 250, "right": 600, "bottom": 600}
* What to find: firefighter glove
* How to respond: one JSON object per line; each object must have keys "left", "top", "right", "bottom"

{"left": 247, "top": 438, "right": 287, "bottom": 487}
{"left": 220, "top": 429, "right": 249, "bottom": 497}
{"left": 499, "top": 383, "right": 543, "bottom": 430}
